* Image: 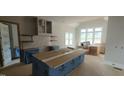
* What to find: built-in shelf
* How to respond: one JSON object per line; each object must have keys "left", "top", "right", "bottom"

{"left": 21, "top": 41, "right": 34, "bottom": 43}
{"left": 50, "top": 39, "right": 57, "bottom": 42}
{"left": 50, "top": 35, "right": 57, "bottom": 42}
{"left": 20, "top": 34, "right": 34, "bottom": 49}
{"left": 50, "top": 35, "right": 57, "bottom": 37}
{"left": 20, "top": 34, "right": 34, "bottom": 36}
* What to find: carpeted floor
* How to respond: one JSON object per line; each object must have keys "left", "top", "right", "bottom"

{"left": 0, "top": 55, "right": 124, "bottom": 76}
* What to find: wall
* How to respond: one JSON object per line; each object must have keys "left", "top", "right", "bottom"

{"left": 52, "top": 22, "right": 76, "bottom": 48}
{"left": 0, "top": 16, "right": 43, "bottom": 49}
{"left": 0, "top": 16, "right": 76, "bottom": 49}
{"left": 11, "top": 24, "right": 19, "bottom": 48}
{"left": 22, "top": 21, "right": 76, "bottom": 49}
{"left": 0, "top": 16, "right": 36, "bottom": 35}
{"left": 105, "top": 16, "right": 124, "bottom": 68}
{"left": 75, "top": 18, "right": 108, "bottom": 47}
{"left": 23, "top": 35, "right": 50, "bottom": 49}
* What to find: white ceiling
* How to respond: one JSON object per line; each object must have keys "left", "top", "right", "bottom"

{"left": 39, "top": 16, "right": 104, "bottom": 23}
{"left": 39, "top": 16, "right": 105, "bottom": 27}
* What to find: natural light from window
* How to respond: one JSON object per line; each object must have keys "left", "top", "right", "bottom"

{"left": 80, "top": 27, "right": 102, "bottom": 44}
{"left": 65, "top": 32, "right": 73, "bottom": 46}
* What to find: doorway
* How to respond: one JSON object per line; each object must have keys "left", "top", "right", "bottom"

{"left": 0, "top": 22, "right": 20, "bottom": 67}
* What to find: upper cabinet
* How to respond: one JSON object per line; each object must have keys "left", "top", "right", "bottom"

{"left": 46, "top": 21, "right": 52, "bottom": 34}
{"left": 35, "top": 17, "right": 52, "bottom": 35}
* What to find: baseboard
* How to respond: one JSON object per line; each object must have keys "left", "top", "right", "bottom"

{"left": 103, "top": 60, "right": 124, "bottom": 69}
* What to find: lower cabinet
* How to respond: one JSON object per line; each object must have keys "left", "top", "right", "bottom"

{"left": 32, "top": 54, "right": 85, "bottom": 76}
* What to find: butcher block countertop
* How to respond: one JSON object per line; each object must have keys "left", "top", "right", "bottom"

{"left": 34, "top": 49, "right": 85, "bottom": 68}
{"left": 34, "top": 48, "right": 72, "bottom": 60}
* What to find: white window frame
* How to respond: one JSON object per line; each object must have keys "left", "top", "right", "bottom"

{"left": 65, "top": 32, "right": 73, "bottom": 46}
{"left": 80, "top": 27, "right": 103, "bottom": 44}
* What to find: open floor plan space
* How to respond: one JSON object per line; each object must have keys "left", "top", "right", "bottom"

{"left": 0, "top": 55, "right": 124, "bottom": 76}
{"left": 0, "top": 16, "right": 124, "bottom": 76}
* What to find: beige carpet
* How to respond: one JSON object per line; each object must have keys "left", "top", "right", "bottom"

{"left": 0, "top": 55, "right": 124, "bottom": 76}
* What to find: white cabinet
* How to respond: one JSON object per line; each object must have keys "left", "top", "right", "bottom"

{"left": 36, "top": 18, "right": 52, "bottom": 35}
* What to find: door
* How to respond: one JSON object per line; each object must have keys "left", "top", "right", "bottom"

{"left": 10, "top": 24, "right": 20, "bottom": 59}
{"left": 0, "top": 23, "right": 12, "bottom": 66}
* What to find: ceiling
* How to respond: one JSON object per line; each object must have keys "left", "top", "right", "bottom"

{"left": 39, "top": 16, "right": 105, "bottom": 27}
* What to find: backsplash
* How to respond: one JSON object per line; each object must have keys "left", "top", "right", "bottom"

{"left": 23, "top": 35, "right": 50, "bottom": 49}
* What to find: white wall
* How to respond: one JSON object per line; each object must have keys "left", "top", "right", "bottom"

{"left": 23, "top": 21, "right": 76, "bottom": 49}
{"left": 23, "top": 36, "right": 50, "bottom": 49}
{"left": 52, "top": 22, "right": 76, "bottom": 48}
{"left": 75, "top": 18, "right": 108, "bottom": 47}
{"left": 105, "top": 16, "right": 124, "bottom": 68}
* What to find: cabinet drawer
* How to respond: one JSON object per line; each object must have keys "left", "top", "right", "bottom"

{"left": 54, "top": 65, "right": 66, "bottom": 75}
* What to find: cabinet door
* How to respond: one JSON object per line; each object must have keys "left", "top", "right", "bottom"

{"left": 54, "top": 65, "right": 66, "bottom": 76}
{"left": 46, "top": 21, "right": 52, "bottom": 33}
{"left": 0, "top": 23, "right": 12, "bottom": 66}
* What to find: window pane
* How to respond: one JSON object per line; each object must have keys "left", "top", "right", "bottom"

{"left": 87, "top": 28, "right": 93, "bottom": 32}
{"left": 81, "top": 29, "right": 86, "bottom": 33}
{"left": 95, "top": 32, "right": 102, "bottom": 39}
{"left": 94, "top": 39, "right": 101, "bottom": 44}
{"left": 87, "top": 39, "right": 93, "bottom": 44}
{"left": 87, "top": 32, "right": 93, "bottom": 44}
{"left": 80, "top": 33, "right": 86, "bottom": 42}
{"left": 70, "top": 33, "right": 73, "bottom": 40}
{"left": 65, "top": 32, "right": 69, "bottom": 39}
{"left": 70, "top": 40, "right": 72, "bottom": 45}
{"left": 94, "top": 32, "right": 102, "bottom": 44}
{"left": 87, "top": 32, "right": 93, "bottom": 39}
{"left": 95, "top": 27, "right": 102, "bottom": 32}
{"left": 65, "top": 40, "right": 69, "bottom": 45}
{"left": 65, "top": 32, "right": 69, "bottom": 45}
{"left": 65, "top": 32, "right": 73, "bottom": 46}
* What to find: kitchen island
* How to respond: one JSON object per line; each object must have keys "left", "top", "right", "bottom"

{"left": 32, "top": 49, "right": 85, "bottom": 76}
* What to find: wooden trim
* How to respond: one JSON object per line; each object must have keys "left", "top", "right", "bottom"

{"left": 0, "top": 20, "right": 22, "bottom": 63}
{"left": 0, "top": 20, "right": 20, "bottom": 25}
{"left": 0, "top": 31, "right": 3, "bottom": 66}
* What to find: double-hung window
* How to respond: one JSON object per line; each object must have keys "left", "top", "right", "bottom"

{"left": 87, "top": 28, "right": 94, "bottom": 44}
{"left": 80, "top": 27, "right": 102, "bottom": 44}
{"left": 80, "top": 29, "right": 86, "bottom": 42}
{"left": 65, "top": 32, "right": 73, "bottom": 46}
{"left": 94, "top": 27, "right": 102, "bottom": 44}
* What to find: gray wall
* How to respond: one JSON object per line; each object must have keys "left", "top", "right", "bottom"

{"left": 0, "top": 16, "right": 36, "bottom": 35}
{"left": 0, "top": 16, "right": 38, "bottom": 49}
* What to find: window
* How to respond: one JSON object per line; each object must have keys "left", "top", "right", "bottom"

{"left": 80, "top": 27, "right": 102, "bottom": 44}
{"left": 65, "top": 32, "right": 73, "bottom": 46}
{"left": 80, "top": 29, "right": 86, "bottom": 42}
{"left": 94, "top": 27, "right": 102, "bottom": 43}
{"left": 87, "top": 28, "right": 93, "bottom": 44}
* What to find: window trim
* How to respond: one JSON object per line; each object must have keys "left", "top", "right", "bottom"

{"left": 80, "top": 27, "right": 102, "bottom": 44}
{"left": 65, "top": 32, "right": 73, "bottom": 46}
